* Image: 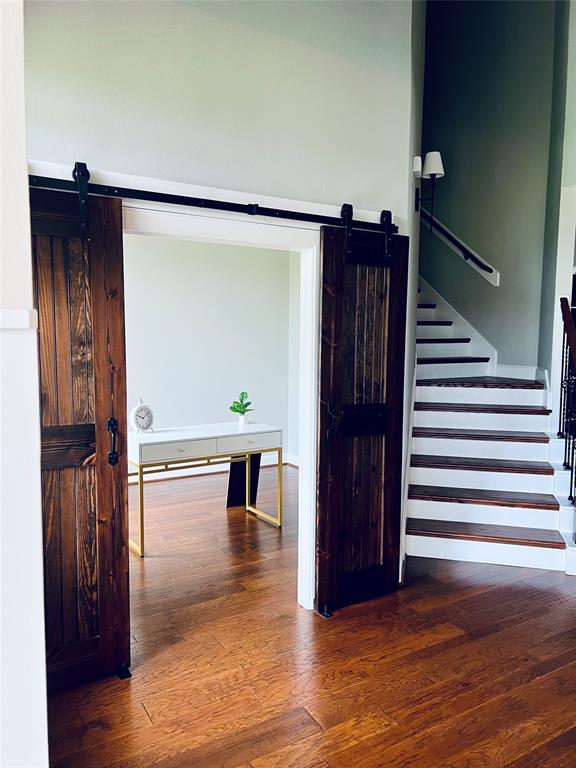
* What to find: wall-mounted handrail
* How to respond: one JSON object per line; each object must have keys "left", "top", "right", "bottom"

{"left": 421, "top": 207, "right": 500, "bottom": 287}
{"left": 558, "top": 297, "right": 576, "bottom": 516}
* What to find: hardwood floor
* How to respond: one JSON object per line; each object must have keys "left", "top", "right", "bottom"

{"left": 48, "top": 467, "right": 576, "bottom": 767}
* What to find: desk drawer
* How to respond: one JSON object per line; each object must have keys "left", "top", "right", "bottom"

{"left": 140, "top": 438, "right": 217, "bottom": 464}
{"left": 217, "top": 432, "right": 282, "bottom": 455}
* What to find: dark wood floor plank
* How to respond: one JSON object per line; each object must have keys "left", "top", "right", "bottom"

{"left": 504, "top": 727, "right": 576, "bottom": 767}
{"left": 328, "top": 662, "right": 576, "bottom": 768}
{"left": 46, "top": 469, "right": 576, "bottom": 768}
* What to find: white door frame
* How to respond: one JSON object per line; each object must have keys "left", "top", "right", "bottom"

{"left": 123, "top": 202, "right": 322, "bottom": 609}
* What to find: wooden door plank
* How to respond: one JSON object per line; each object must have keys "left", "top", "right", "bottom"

{"left": 52, "top": 237, "right": 74, "bottom": 425}
{"left": 42, "top": 469, "right": 62, "bottom": 659}
{"left": 68, "top": 237, "right": 94, "bottom": 424}
{"left": 89, "top": 195, "right": 130, "bottom": 677}
{"left": 35, "top": 235, "right": 59, "bottom": 427}
{"left": 40, "top": 424, "right": 96, "bottom": 469}
{"left": 316, "top": 227, "right": 345, "bottom": 616}
{"left": 76, "top": 465, "right": 98, "bottom": 640}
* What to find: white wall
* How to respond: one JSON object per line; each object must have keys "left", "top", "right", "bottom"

{"left": 124, "top": 236, "right": 299, "bottom": 460}
{"left": 0, "top": 1, "right": 49, "bottom": 766}
{"left": 24, "top": 0, "right": 413, "bottom": 225}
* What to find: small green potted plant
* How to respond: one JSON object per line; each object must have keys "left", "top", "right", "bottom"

{"left": 229, "top": 391, "right": 254, "bottom": 428}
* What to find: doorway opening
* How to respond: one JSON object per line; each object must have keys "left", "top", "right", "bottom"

{"left": 122, "top": 232, "right": 304, "bottom": 657}
{"left": 123, "top": 202, "right": 322, "bottom": 614}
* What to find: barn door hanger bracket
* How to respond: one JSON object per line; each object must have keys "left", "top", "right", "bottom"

{"left": 380, "top": 209, "right": 398, "bottom": 256}
{"left": 72, "top": 161, "right": 90, "bottom": 235}
{"left": 341, "top": 203, "right": 353, "bottom": 261}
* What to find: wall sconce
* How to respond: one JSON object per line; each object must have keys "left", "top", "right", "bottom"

{"left": 415, "top": 151, "right": 445, "bottom": 228}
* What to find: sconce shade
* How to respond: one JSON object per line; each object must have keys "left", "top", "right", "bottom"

{"left": 413, "top": 156, "right": 422, "bottom": 178}
{"left": 423, "top": 151, "right": 444, "bottom": 179}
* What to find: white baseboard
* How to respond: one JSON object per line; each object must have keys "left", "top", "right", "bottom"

{"left": 128, "top": 452, "right": 299, "bottom": 485}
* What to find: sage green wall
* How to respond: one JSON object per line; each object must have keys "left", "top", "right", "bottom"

{"left": 563, "top": 1, "right": 576, "bottom": 187}
{"left": 538, "top": 1, "right": 570, "bottom": 374}
{"left": 420, "top": 1, "right": 556, "bottom": 367}
{"left": 24, "top": 0, "right": 413, "bottom": 218}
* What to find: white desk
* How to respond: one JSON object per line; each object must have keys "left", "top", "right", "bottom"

{"left": 128, "top": 422, "right": 283, "bottom": 556}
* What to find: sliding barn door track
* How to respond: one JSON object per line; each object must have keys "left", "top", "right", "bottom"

{"left": 29, "top": 161, "right": 399, "bottom": 252}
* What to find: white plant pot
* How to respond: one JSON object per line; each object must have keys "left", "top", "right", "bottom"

{"left": 238, "top": 413, "right": 247, "bottom": 428}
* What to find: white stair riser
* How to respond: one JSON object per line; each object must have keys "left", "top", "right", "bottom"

{"left": 408, "top": 499, "right": 560, "bottom": 529}
{"left": 406, "top": 535, "right": 566, "bottom": 571}
{"left": 416, "top": 362, "right": 491, "bottom": 378}
{"left": 416, "top": 342, "right": 472, "bottom": 357}
{"left": 412, "top": 436, "right": 549, "bottom": 461}
{"left": 415, "top": 386, "right": 544, "bottom": 407}
{"left": 414, "top": 410, "right": 551, "bottom": 431}
{"left": 410, "top": 466, "right": 554, "bottom": 494}
{"left": 416, "top": 326, "right": 455, "bottom": 339}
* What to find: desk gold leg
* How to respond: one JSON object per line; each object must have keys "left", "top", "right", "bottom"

{"left": 245, "top": 453, "right": 251, "bottom": 513}
{"left": 129, "top": 465, "right": 145, "bottom": 557}
{"left": 277, "top": 447, "right": 283, "bottom": 527}
{"left": 245, "top": 449, "right": 283, "bottom": 528}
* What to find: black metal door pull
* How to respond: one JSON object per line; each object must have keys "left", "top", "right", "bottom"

{"left": 107, "top": 417, "right": 119, "bottom": 465}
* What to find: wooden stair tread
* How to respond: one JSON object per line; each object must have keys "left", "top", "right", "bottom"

{"left": 416, "top": 337, "right": 471, "bottom": 344}
{"left": 417, "top": 303, "right": 436, "bottom": 309}
{"left": 406, "top": 518, "right": 565, "bottom": 550}
{"left": 417, "top": 356, "right": 491, "bottom": 365}
{"left": 408, "top": 484, "right": 560, "bottom": 510}
{"left": 412, "top": 427, "right": 550, "bottom": 444}
{"left": 411, "top": 454, "right": 554, "bottom": 475}
{"left": 416, "top": 376, "right": 545, "bottom": 390}
{"left": 417, "top": 320, "right": 453, "bottom": 327}
{"left": 415, "top": 402, "right": 552, "bottom": 415}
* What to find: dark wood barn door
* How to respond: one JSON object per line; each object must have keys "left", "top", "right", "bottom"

{"left": 31, "top": 189, "right": 130, "bottom": 689}
{"left": 316, "top": 225, "right": 408, "bottom": 615}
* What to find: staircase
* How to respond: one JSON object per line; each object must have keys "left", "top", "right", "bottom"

{"left": 406, "top": 287, "right": 572, "bottom": 571}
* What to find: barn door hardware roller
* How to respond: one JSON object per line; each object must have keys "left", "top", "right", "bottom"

{"left": 341, "top": 204, "right": 354, "bottom": 261}
{"left": 72, "top": 161, "right": 90, "bottom": 235}
{"left": 380, "top": 209, "right": 398, "bottom": 256}
{"left": 341, "top": 203, "right": 398, "bottom": 260}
